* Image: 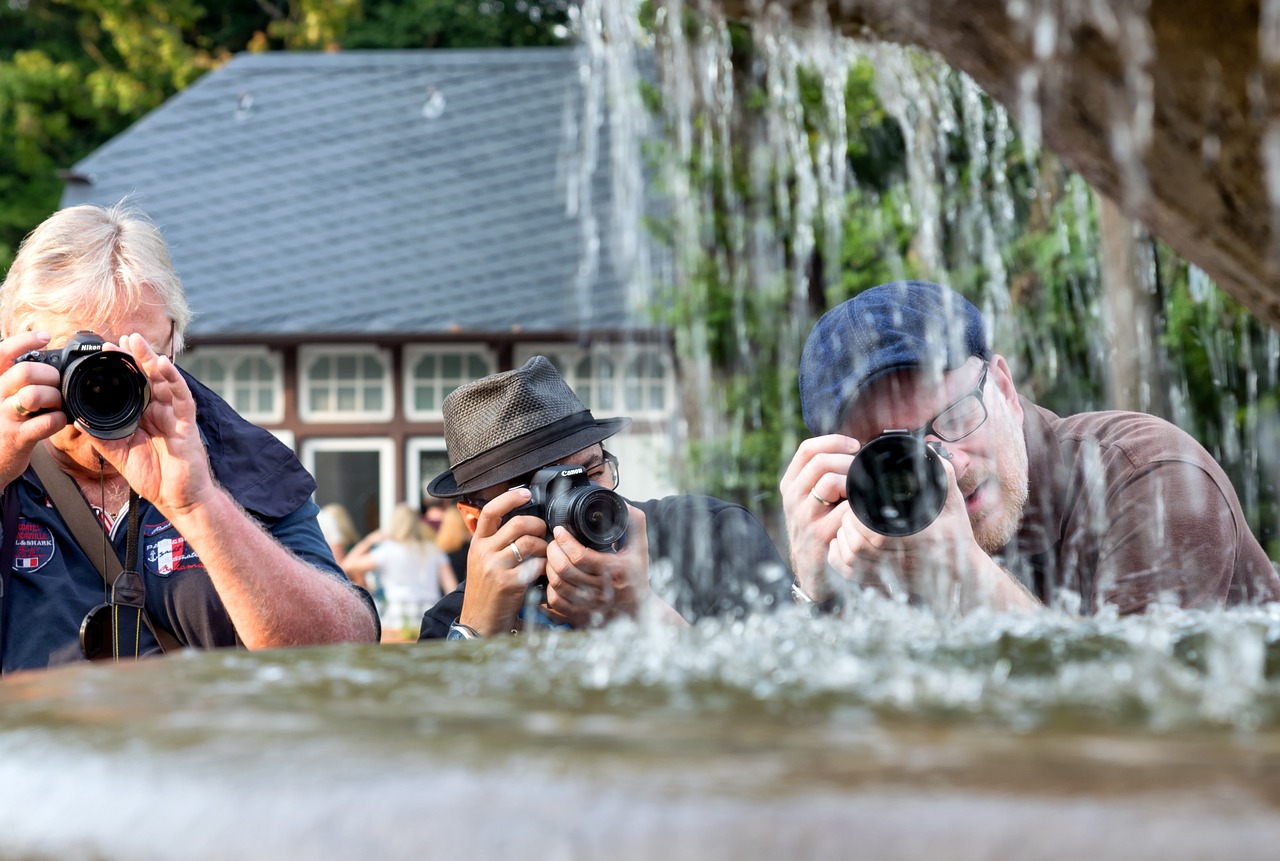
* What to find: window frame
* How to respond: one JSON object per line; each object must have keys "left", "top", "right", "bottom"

{"left": 179, "top": 346, "right": 285, "bottom": 424}
{"left": 513, "top": 343, "right": 673, "bottom": 419}
{"left": 298, "top": 344, "right": 394, "bottom": 423}
{"left": 402, "top": 344, "right": 496, "bottom": 421}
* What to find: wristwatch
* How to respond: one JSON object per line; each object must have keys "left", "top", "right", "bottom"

{"left": 446, "top": 619, "right": 482, "bottom": 640}
{"left": 791, "top": 580, "right": 844, "bottom": 615}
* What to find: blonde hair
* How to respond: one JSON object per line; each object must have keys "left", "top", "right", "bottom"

{"left": 320, "top": 503, "right": 360, "bottom": 546}
{"left": 1, "top": 201, "right": 192, "bottom": 350}
{"left": 387, "top": 503, "right": 434, "bottom": 550}
{"left": 435, "top": 504, "right": 470, "bottom": 553}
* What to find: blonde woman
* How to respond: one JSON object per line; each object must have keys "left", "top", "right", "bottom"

{"left": 345, "top": 504, "right": 456, "bottom": 639}
{"left": 317, "top": 503, "right": 360, "bottom": 567}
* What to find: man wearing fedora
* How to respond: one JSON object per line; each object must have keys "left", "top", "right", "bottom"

{"left": 420, "top": 356, "right": 789, "bottom": 639}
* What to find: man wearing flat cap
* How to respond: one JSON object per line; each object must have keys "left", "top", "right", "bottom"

{"left": 783, "top": 280, "right": 1280, "bottom": 615}
{"left": 420, "top": 356, "right": 789, "bottom": 639}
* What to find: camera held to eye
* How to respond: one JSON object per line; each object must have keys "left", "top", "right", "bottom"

{"left": 17, "top": 331, "right": 150, "bottom": 440}
{"left": 845, "top": 429, "right": 951, "bottom": 537}
{"left": 504, "top": 464, "right": 629, "bottom": 551}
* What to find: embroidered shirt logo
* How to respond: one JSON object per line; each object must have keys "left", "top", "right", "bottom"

{"left": 145, "top": 531, "right": 202, "bottom": 578}
{"left": 12, "top": 521, "right": 55, "bottom": 572}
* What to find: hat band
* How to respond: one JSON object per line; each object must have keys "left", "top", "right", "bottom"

{"left": 450, "top": 410, "right": 599, "bottom": 488}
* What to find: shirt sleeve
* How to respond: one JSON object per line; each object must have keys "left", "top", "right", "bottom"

{"left": 267, "top": 499, "right": 347, "bottom": 577}
{"left": 266, "top": 499, "right": 380, "bottom": 632}
{"left": 643, "top": 495, "right": 791, "bottom": 621}
{"left": 420, "top": 582, "right": 466, "bottom": 640}
{"left": 1090, "top": 461, "right": 1246, "bottom": 613}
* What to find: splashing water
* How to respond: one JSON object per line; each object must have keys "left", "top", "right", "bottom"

{"left": 3, "top": 603, "right": 1280, "bottom": 858}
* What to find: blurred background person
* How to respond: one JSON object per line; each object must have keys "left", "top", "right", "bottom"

{"left": 429, "top": 499, "right": 472, "bottom": 585}
{"left": 344, "top": 503, "right": 457, "bottom": 641}
{"left": 421, "top": 494, "right": 446, "bottom": 532}
{"left": 317, "top": 502, "right": 360, "bottom": 572}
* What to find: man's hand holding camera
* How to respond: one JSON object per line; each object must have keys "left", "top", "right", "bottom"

{"left": 543, "top": 503, "right": 651, "bottom": 627}
{"left": 461, "top": 484, "right": 682, "bottom": 634}
{"left": 461, "top": 486, "right": 547, "bottom": 636}
{"left": 0, "top": 331, "right": 66, "bottom": 486}
{"left": 92, "top": 332, "right": 217, "bottom": 517}
{"left": 829, "top": 440, "right": 999, "bottom": 610}
{"left": 779, "top": 434, "right": 859, "bottom": 604}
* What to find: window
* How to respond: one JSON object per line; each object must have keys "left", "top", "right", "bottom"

{"left": 513, "top": 344, "right": 671, "bottom": 418}
{"left": 180, "top": 348, "right": 283, "bottom": 423}
{"left": 623, "top": 351, "right": 670, "bottom": 415}
{"left": 573, "top": 354, "right": 617, "bottom": 412}
{"left": 302, "top": 437, "right": 396, "bottom": 534}
{"left": 299, "top": 346, "right": 393, "bottom": 422}
{"left": 403, "top": 346, "right": 494, "bottom": 420}
{"left": 407, "top": 437, "right": 450, "bottom": 511}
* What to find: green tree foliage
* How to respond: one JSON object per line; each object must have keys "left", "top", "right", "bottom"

{"left": 340, "top": 0, "right": 571, "bottom": 49}
{"left": 649, "top": 26, "right": 1280, "bottom": 556}
{"left": 647, "top": 22, "right": 913, "bottom": 517}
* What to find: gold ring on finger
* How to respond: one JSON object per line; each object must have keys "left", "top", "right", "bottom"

{"left": 12, "top": 399, "right": 30, "bottom": 418}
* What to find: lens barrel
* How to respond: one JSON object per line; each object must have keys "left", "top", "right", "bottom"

{"left": 845, "top": 432, "right": 948, "bottom": 536}
{"left": 61, "top": 352, "right": 150, "bottom": 440}
{"left": 546, "top": 485, "right": 629, "bottom": 551}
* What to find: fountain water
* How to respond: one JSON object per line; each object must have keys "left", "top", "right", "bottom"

{"left": 5, "top": 2, "right": 1280, "bottom": 858}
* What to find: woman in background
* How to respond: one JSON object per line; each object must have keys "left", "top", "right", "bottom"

{"left": 344, "top": 504, "right": 456, "bottom": 640}
{"left": 433, "top": 503, "right": 471, "bottom": 585}
{"left": 317, "top": 503, "right": 360, "bottom": 568}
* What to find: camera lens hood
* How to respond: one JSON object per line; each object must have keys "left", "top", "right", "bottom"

{"left": 845, "top": 431, "right": 948, "bottom": 536}
{"left": 61, "top": 351, "right": 150, "bottom": 440}
{"left": 548, "top": 485, "right": 629, "bottom": 551}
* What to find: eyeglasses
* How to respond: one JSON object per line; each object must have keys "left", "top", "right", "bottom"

{"left": 907, "top": 361, "right": 990, "bottom": 442}
{"left": 463, "top": 449, "right": 620, "bottom": 508}
{"left": 585, "top": 450, "right": 620, "bottom": 491}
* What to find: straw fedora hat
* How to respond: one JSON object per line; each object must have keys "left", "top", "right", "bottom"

{"left": 426, "top": 356, "right": 631, "bottom": 499}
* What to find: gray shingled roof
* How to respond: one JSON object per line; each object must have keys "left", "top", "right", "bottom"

{"left": 61, "top": 48, "right": 654, "bottom": 338}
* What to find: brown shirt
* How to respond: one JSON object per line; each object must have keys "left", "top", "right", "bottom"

{"left": 1001, "top": 399, "right": 1280, "bottom": 614}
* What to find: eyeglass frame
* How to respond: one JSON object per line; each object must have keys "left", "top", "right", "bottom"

{"left": 461, "top": 448, "right": 620, "bottom": 509}
{"left": 905, "top": 361, "right": 991, "bottom": 443}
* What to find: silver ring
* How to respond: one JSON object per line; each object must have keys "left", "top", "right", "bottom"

{"left": 508, "top": 542, "right": 523, "bottom": 564}
{"left": 811, "top": 490, "right": 833, "bottom": 506}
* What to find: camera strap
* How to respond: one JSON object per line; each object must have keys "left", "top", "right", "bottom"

{"left": 0, "top": 482, "right": 20, "bottom": 669}
{"left": 29, "top": 446, "right": 182, "bottom": 657}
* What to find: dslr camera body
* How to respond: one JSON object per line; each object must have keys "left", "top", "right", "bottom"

{"left": 845, "top": 429, "right": 951, "bottom": 536}
{"left": 17, "top": 331, "right": 150, "bottom": 440}
{"left": 504, "top": 464, "right": 629, "bottom": 551}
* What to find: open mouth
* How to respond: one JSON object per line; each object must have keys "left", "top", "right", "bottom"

{"left": 963, "top": 482, "right": 984, "bottom": 514}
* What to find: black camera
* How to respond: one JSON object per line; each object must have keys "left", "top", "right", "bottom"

{"left": 18, "top": 331, "right": 150, "bottom": 440}
{"left": 845, "top": 429, "right": 951, "bottom": 536}
{"left": 504, "top": 464, "right": 629, "bottom": 551}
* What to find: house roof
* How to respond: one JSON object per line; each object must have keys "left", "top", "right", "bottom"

{"left": 61, "top": 48, "right": 657, "bottom": 339}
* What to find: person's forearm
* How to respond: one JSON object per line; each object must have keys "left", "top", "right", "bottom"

{"left": 162, "top": 488, "right": 378, "bottom": 648}
{"left": 965, "top": 548, "right": 1042, "bottom": 613}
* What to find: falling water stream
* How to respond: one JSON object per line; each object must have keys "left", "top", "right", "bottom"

{"left": 8, "top": 1, "right": 1280, "bottom": 858}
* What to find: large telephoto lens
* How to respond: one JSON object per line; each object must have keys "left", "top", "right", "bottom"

{"left": 547, "top": 485, "right": 629, "bottom": 551}
{"left": 61, "top": 352, "right": 151, "bottom": 440}
{"left": 845, "top": 432, "right": 948, "bottom": 536}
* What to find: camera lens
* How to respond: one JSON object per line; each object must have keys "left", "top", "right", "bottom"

{"left": 845, "top": 432, "right": 948, "bottom": 536}
{"left": 547, "top": 485, "right": 629, "bottom": 551}
{"left": 61, "top": 352, "right": 150, "bottom": 440}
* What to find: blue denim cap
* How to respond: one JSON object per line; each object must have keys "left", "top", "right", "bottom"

{"left": 799, "top": 280, "right": 991, "bottom": 435}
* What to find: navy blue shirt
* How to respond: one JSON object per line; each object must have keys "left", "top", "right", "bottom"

{"left": 0, "top": 371, "right": 373, "bottom": 672}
